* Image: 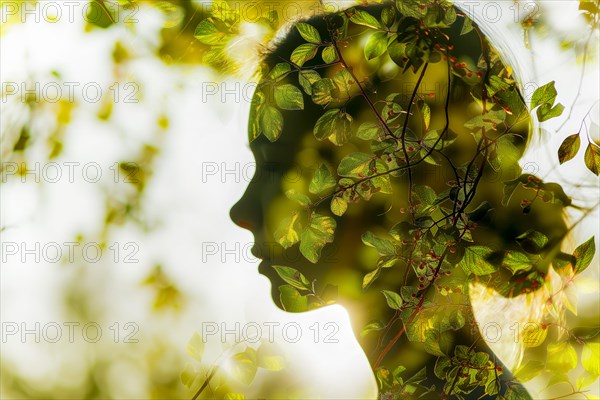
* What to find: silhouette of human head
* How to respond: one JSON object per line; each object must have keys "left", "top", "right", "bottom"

{"left": 231, "top": 1, "right": 567, "bottom": 397}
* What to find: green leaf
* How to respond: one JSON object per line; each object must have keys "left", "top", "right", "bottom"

{"left": 299, "top": 213, "right": 336, "bottom": 263}
{"left": 582, "top": 342, "right": 600, "bottom": 376}
{"left": 337, "top": 152, "right": 372, "bottom": 177}
{"left": 230, "top": 347, "right": 258, "bottom": 385}
{"left": 514, "top": 360, "right": 545, "bottom": 382}
{"left": 502, "top": 250, "right": 532, "bottom": 274}
{"left": 274, "top": 84, "right": 304, "bottom": 110}
{"left": 186, "top": 333, "right": 205, "bottom": 361}
{"left": 274, "top": 212, "right": 301, "bottom": 248}
{"left": 296, "top": 22, "right": 321, "bottom": 44}
{"left": 298, "top": 70, "right": 320, "bottom": 95}
{"left": 361, "top": 320, "right": 385, "bottom": 337}
{"left": 422, "top": 102, "right": 431, "bottom": 130}
{"left": 268, "top": 63, "right": 291, "bottom": 81}
{"left": 311, "top": 78, "right": 336, "bottom": 105}
{"left": 460, "top": 16, "right": 474, "bottom": 35}
{"left": 516, "top": 230, "right": 549, "bottom": 254}
{"left": 322, "top": 45, "right": 337, "bottom": 63}
{"left": 537, "top": 102, "right": 564, "bottom": 122}
{"left": 330, "top": 196, "right": 348, "bottom": 216}
{"left": 381, "top": 6, "right": 396, "bottom": 27}
{"left": 273, "top": 265, "right": 311, "bottom": 290}
{"left": 531, "top": 81, "right": 558, "bottom": 109}
{"left": 531, "top": 81, "right": 564, "bottom": 122}
{"left": 504, "top": 384, "right": 532, "bottom": 400}
{"left": 573, "top": 236, "right": 596, "bottom": 274}
{"left": 313, "top": 108, "right": 353, "bottom": 145}
{"left": 349, "top": 9, "right": 382, "bottom": 29}
{"left": 584, "top": 142, "right": 600, "bottom": 175}
{"left": 257, "top": 343, "right": 285, "bottom": 371}
{"left": 558, "top": 133, "right": 581, "bottom": 164}
{"left": 356, "top": 121, "right": 382, "bottom": 140}
{"left": 362, "top": 231, "right": 395, "bottom": 256}
{"left": 194, "top": 20, "right": 225, "bottom": 45}
{"left": 546, "top": 341, "right": 577, "bottom": 373}
{"left": 381, "top": 290, "right": 403, "bottom": 310}
{"left": 180, "top": 363, "right": 199, "bottom": 388}
{"left": 259, "top": 105, "right": 283, "bottom": 142}
{"left": 459, "top": 246, "right": 498, "bottom": 276}
{"left": 279, "top": 284, "right": 308, "bottom": 312}
{"left": 285, "top": 189, "right": 311, "bottom": 206}
{"left": 309, "top": 163, "right": 336, "bottom": 194}
{"left": 362, "top": 267, "right": 381, "bottom": 289}
{"left": 290, "top": 43, "right": 318, "bottom": 67}
{"left": 364, "top": 31, "right": 388, "bottom": 60}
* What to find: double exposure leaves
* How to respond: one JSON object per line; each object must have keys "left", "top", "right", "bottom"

{"left": 279, "top": 285, "right": 308, "bottom": 312}
{"left": 274, "top": 84, "right": 304, "bottom": 110}
{"left": 558, "top": 133, "right": 581, "bottom": 164}
{"left": 514, "top": 360, "right": 545, "bottom": 382}
{"left": 186, "top": 332, "right": 205, "bottom": 362}
{"left": 459, "top": 246, "right": 498, "bottom": 276}
{"left": 296, "top": 22, "right": 321, "bottom": 44}
{"left": 546, "top": 341, "right": 578, "bottom": 373}
{"left": 309, "top": 163, "right": 336, "bottom": 194}
{"left": 313, "top": 109, "right": 353, "bottom": 145}
{"left": 530, "top": 81, "right": 564, "bottom": 122}
{"left": 582, "top": 342, "right": 600, "bottom": 376}
{"left": 194, "top": 19, "right": 228, "bottom": 45}
{"left": 381, "top": 290, "right": 403, "bottom": 310}
{"left": 260, "top": 105, "right": 283, "bottom": 142}
{"left": 312, "top": 78, "right": 337, "bottom": 105}
{"left": 274, "top": 212, "right": 301, "bottom": 249}
{"left": 365, "top": 31, "right": 388, "bottom": 60}
{"left": 337, "top": 152, "right": 372, "bottom": 177}
{"left": 573, "top": 236, "right": 596, "bottom": 274}
{"left": 348, "top": 8, "right": 382, "bottom": 29}
{"left": 584, "top": 142, "right": 600, "bottom": 175}
{"left": 298, "top": 70, "right": 321, "bottom": 95}
{"left": 362, "top": 231, "right": 396, "bottom": 256}
{"left": 322, "top": 45, "right": 337, "bottom": 63}
{"left": 230, "top": 347, "right": 258, "bottom": 385}
{"left": 300, "top": 213, "right": 336, "bottom": 263}
{"left": 273, "top": 266, "right": 312, "bottom": 291}
{"left": 291, "top": 43, "right": 318, "bottom": 67}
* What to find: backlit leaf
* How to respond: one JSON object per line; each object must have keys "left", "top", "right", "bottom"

{"left": 322, "top": 45, "right": 337, "bottom": 63}
{"left": 309, "top": 163, "right": 336, "bottom": 194}
{"left": 584, "top": 142, "right": 600, "bottom": 175}
{"left": 230, "top": 347, "right": 258, "bottom": 385}
{"left": 365, "top": 31, "right": 388, "bottom": 60}
{"left": 349, "top": 9, "right": 382, "bottom": 29}
{"left": 290, "top": 43, "right": 318, "bottom": 67}
{"left": 558, "top": 133, "right": 580, "bottom": 164}
{"left": 381, "top": 290, "right": 403, "bottom": 309}
{"left": 573, "top": 236, "right": 596, "bottom": 274}
{"left": 274, "top": 212, "right": 301, "bottom": 248}
{"left": 296, "top": 22, "right": 321, "bottom": 44}
{"left": 458, "top": 246, "right": 498, "bottom": 276}
{"left": 274, "top": 84, "right": 304, "bottom": 110}
{"left": 273, "top": 265, "right": 311, "bottom": 290}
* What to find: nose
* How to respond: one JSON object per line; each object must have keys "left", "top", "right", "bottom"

{"left": 229, "top": 188, "right": 261, "bottom": 233}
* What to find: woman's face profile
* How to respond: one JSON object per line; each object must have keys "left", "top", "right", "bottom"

{"left": 230, "top": 2, "right": 568, "bottom": 391}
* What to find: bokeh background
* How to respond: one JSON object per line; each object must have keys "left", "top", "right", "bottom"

{"left": 1, "top": 0, "right": 598, "bottom": 399}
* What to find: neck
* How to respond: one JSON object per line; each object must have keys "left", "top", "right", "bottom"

{"left": 357, "top": 290, "right": 531, "bottom": 399}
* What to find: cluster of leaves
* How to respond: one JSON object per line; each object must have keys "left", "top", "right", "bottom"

{"left": 182, "top": 332, "right": 285, "bottom": 399}
{"left": 197, "top": 0, "right": 598, "bottom": 398}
